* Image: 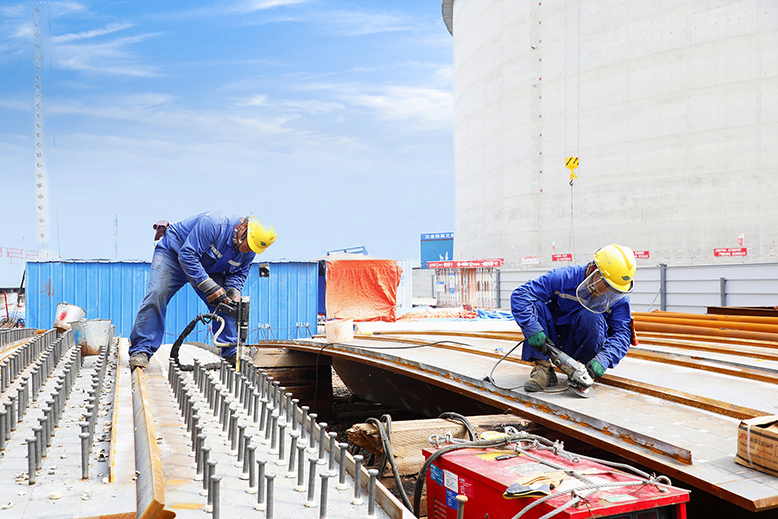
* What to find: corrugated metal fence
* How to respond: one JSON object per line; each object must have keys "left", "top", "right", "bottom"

{"left": 499, "top": 262, "right": 778, "bottom": 313}
{"left": 26, "top": 260, "right": 318, "bottom": 342}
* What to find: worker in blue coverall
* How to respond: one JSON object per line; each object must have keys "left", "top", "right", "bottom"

{"left": 128, "top": 211, "right": 277, "bottom": 369}
{"left": 511, "top": 244, "right": 636, "bottom": 392}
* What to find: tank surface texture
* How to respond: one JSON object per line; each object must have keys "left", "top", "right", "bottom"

{"left": 449, "top": 0, "right": 778, "bottom": 268}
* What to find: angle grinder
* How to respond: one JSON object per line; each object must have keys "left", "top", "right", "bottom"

{"left": 544, "top": 339, "right": 595, "bottom": 398}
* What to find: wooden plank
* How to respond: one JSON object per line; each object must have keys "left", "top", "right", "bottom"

{"left": 348, "top": 415, "right": 530, "bottom": 476}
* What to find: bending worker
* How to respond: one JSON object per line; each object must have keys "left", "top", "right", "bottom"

{"left": 511, "top": 244, "right": 636, "bottom": 392}
{"left": 128, "top": 211, "right": 277, "bottom": 369}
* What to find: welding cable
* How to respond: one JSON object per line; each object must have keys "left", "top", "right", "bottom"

{"left": 366, "top": 415, "right": 414, "bottom": 512}
{"left": 511, "top": 438, "right": 665, "bottom": 487}
{"left": 411, "top": 433, "right": 537, "bottom": 517}
{"left": 311, "top": 341, "right": 334, "bottom": 411}
{"left": 511, "top": 441, "right": 596, "bottom": 487}
{"left": 510, "top": 478, "right": 676, "bottom": 519}
{"left": 485, "top": 340, "right": 574, "bottom": 394}
{"left": 437, "top": 412, "right": 476, "bottom": 441}
{"left": 332, "top": 339, "right": 478, "bottom": 351}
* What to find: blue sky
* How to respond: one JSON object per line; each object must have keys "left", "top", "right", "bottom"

{"left": 0, "top": 0, "right": 454, "bottom": 286}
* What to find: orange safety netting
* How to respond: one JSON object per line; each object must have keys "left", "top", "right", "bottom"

{"left": 325, "top": 258, "right": 403, "bottom": 322}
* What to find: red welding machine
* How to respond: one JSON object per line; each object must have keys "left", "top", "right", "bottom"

{"left": 423, "top": 444, "right": 689, "bottom": 519}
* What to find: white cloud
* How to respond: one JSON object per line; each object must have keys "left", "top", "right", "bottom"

{"left": 55, "top": 33, "right": 161, "bottom": 77}
{"left": 231, "top": 0, "right": 311, "bottom": 13}
{"left": 53, "top": 22, "right": 134, "bottom": 43}
{"left": 297, "top": 81, "right": 452, "bottom": 128}
{"left": 325, "top": 9, "right": 412, "bottom": 36}
{"left": 239, "top": 94, "right": 343, "bottom": 115}
{"left": 345, "top": 85, "right": 452, "bottom": 125}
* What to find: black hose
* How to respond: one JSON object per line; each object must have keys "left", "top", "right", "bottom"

{"left": 366, "top": 415, "right": 414, "bottom": 512}
{"left": 170, "top": 313, "right": 217, "bottom": 369}
{"left": 437, "top": 412, "right": 476, "bottom": 441}
{"left": 485, "top": 341, "right": 525, "bottom": 389}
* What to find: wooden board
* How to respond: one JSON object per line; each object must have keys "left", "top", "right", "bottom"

{"left": 348, "top": 414, "right": 530, "bottom": 475}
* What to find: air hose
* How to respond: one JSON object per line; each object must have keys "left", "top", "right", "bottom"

{"left": 170, "top": 312, "right": 229, "bottom": 371}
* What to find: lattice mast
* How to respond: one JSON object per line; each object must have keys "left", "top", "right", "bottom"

{"left": 33, "top": 6, "right": 49, "bottom": 253}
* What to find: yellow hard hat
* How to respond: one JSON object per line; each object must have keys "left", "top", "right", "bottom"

{"left": 593, "top": 244, "right": 636, "bottom": 293}
{"left": 246, "top": 218, "right": 277, "bottom": 254}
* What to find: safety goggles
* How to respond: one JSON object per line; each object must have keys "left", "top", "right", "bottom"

{"left": 575, "top": 269, "right": 630, "bottom": 313}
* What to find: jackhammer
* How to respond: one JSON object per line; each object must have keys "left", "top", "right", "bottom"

{"left": 170, "top": 296, "right": 250, "bottom": 372}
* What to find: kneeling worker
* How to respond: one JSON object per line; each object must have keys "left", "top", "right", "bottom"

{"left": 128, "top": 211, "right": 277, "bottom": 369}
{"left": 511, "top": 244, "right": 636, "bottom": 392}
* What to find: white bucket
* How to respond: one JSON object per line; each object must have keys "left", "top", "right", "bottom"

{"left": 71, "top": 319, "right": 112, "bottom": 356}
{"left": 325, "top": 319, "right": 354, "bottom": 343}
{"left": 54, "top": 303, "right": 86, "bottom": 332}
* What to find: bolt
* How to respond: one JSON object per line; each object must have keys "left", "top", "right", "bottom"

{"left": 317, "top": 422, "right": 328, "bottom": 463}
{"left": 328, "top": 432, "right": 338, "bottom": 471}
{"left": 319, "top": 471, "right": 331, "bottom": 519}
{"left": 367, "top": 468, "right": 379, "bottom": 516}
{"left": 337, "top": 442, "right": 349, "bottom": 490}
{"left": 353, "top": 454, "right": 364, "bottom": 504}
{"left": 256, "top": 457, "right": 267, "bottom": 510}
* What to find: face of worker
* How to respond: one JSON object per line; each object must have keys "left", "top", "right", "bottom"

{"left": 587, "top": 271, "right": 609, "bottom": 296}
{"left": 237, "top": 221, "right": 251, "bottom": 253}
{"left": 576, "top": 269, "right": 627, "bottom": 313}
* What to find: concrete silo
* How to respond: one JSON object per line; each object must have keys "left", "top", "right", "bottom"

{"left": 443, "top": 0, "right": 778, "bottom": 268}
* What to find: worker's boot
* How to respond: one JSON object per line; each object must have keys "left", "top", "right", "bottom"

{"left": 224, "top": 354, "right": 237, "bottom": 368}
{"left": 524, "top": 360, "right": 558, "bottom": 392}
{"left": 129, "top": 352, "right": 149, "bottom": 369}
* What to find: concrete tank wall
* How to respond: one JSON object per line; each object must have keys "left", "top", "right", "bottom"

{"left": 450, "top": 0, "right": 778, "bottom": 268}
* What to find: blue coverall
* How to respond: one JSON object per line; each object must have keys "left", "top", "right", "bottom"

{"left": 129, "top": 212, "right": 255, "bottom": 360}
{"left": 510, "top": 264, "right": 633, "bottom": 370}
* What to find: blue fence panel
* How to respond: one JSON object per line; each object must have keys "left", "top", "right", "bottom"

{"left": 25, "top": 260, "right": 319, "bottom": 344}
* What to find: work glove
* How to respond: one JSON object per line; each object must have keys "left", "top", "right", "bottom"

{"left": 527, "top": 331, "right": 549, "bottom": 355}
{"left": 586, "top": 359, "right": 606, "bottom": 379}
{"left": 199, "top": 278, "right": 228, "bottom": 305}
{"left": 152, "top": 220, "right": 169, "bottom": 241}
{"left": 225, "top": 288, "right": 241, "bottom": 304}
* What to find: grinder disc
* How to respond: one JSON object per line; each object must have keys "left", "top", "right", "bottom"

{"left": 569, "top": 383, "right": 595, "bottom": 398}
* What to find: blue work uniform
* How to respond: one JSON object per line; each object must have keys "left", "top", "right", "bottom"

{"left": 510, "top": 264, "right": 632, "bottom": 369}
{"left": 129, "top": 211, "right": 255, "bottom": 360}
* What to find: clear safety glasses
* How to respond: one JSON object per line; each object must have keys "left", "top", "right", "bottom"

{"left": 575, "top": 269, "right": 630, "bottom": 313}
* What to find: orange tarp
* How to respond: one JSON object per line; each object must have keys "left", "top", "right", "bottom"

{"left": 325, "top": 258, "right": 403, "bottom": 322}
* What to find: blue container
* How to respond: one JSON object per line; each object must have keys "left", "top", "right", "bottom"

{"left": 25, "top": 260, "right": 318, "bottom": 343}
